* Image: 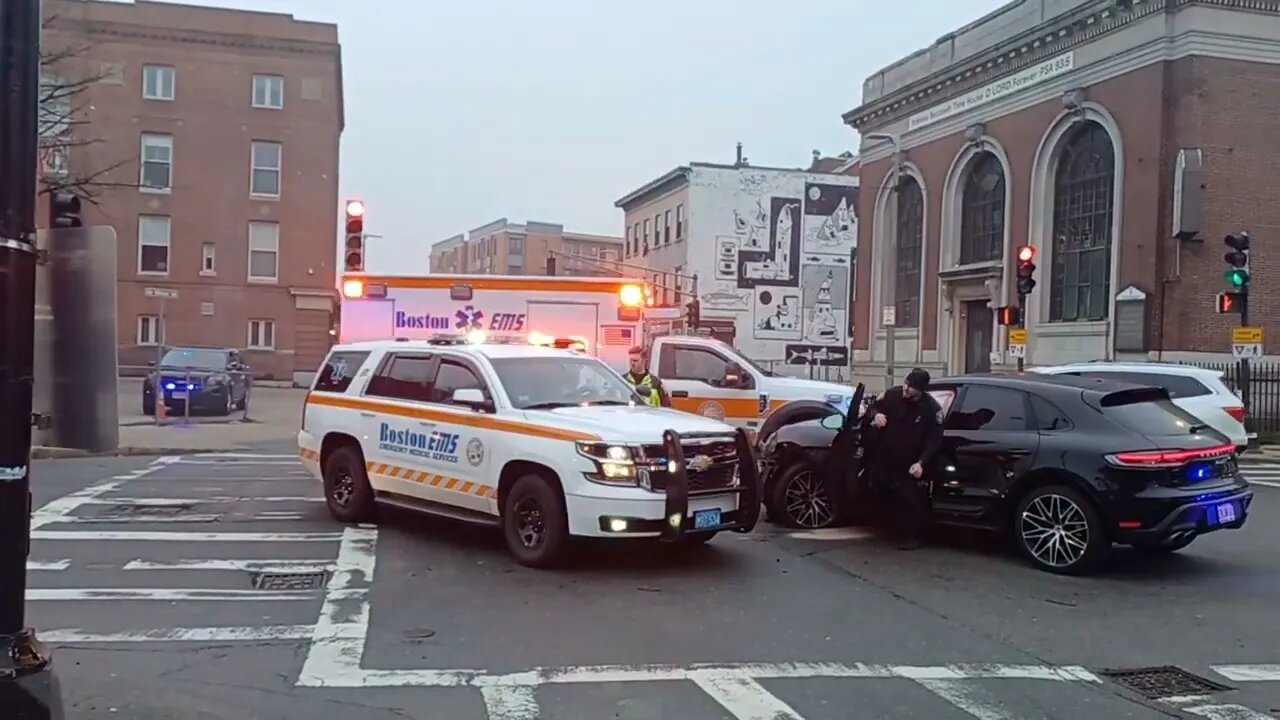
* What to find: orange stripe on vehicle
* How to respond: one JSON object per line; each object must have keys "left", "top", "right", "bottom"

{"left": 306, "top": 392, "right": 599, "bottom": 442}
{"left": 444, "top": 478, "right": 459, "bottom": 490}
{"left": 429, "top": 475, "right": 444, "bottom": 486}
{"left": 459, "top": 481, "right": 474, "bottom": 494}
{"left": 344, "top": 274, "right": 633, "bottom": 294}
{"left": 476, "top": 486, "right": 491, "bottom": 498}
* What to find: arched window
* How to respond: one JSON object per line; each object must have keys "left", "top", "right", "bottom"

{"left": 959, "top": 152, "right": 1005, "bottom": 264}
{"left": 894, "top": 176, "right": 924, "bottom": 328}
{"left": 1050, "top": 122, "right": 1115, "bottom": 322}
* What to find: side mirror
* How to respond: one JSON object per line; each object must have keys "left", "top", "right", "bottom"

{"left": 819, "top": 414, "right": 844, "bottom": 430}
{"left": 452, "top": 387, "right": 490, "bottom": 411}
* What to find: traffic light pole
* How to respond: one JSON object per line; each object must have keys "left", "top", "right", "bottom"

{"left": 1239, "top": 291, "right": 1252, "bottom": 440}
{"left": 1015, "top": 292, "right": 1026, "bottom": 372}
{"left": 0, "top": 1, "right": 65, "bottom": 716}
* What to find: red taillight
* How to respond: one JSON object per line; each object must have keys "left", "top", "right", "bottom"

{"left": 1105, "top": 443, "right": 1235, "bottom": 468}
{"left": 1224, "top": 406, "right": 1246, "bottom": 424}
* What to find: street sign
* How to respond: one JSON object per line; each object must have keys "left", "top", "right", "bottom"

{"left": 1007, "top": 343, "right": 1026, "bottom": 358}
{"left": 1233, "top": 343, "right": 1263, "bottom": 359}
{"left": 881, "top": 305, "right": 896, "bottom": 327}
{"left": 1008, "top": 328, "right": 1028, "bottom": 345}
{"left": 144, "top": 287, "right": 178, "bottom": 300}
{"left": 1231, "top": 326, "right": 1263, "bottom": 344}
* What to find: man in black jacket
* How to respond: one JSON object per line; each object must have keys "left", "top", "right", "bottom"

{"left": 863, "top": 368, "right": 943, "bottom": 550}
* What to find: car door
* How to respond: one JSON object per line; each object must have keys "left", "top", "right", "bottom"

{"left": 656, "top": 342, "right": 765, "bottom": 431}
{"left": 931, "top": 383, "right": 1039, "bottom": 523}
{"left": 361, "top": 351, "right": 436, "bottom": 498}
{"left": 417, "top": 354, "right": 499, "bottom": 514}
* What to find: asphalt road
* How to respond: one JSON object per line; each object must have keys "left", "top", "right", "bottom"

{"left": 21, "top": 452, "right": 1280, "bottom": 719}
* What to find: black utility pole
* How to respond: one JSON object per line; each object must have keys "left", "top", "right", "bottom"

{"left": 1013, "top": 245, "right": 1038, "bottom": 372}
{"left": 1, "top": 1, "right": 64, "bottom": 716}
{"left": 1223, "top": 232, "right": 1253, "bottom": 436}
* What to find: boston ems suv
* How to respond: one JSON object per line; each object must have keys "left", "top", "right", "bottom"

{"left": 298, "top": 335, "right": 761, "bottom": 567}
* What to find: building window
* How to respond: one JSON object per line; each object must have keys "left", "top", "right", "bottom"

{"left": 139, "top": 133, "right": 172, "bottom": 192}
{"left": 654, "top": 213, "right": 663, "bottom": 246}
{"left": 137, "top": 215, "right": 171, "bottom": 275}
{"left": 142, "top": 65, "right": 175, "bottom": 101}
{"left": 510, "top": 236, "right": 524, "bottom": 254}
{"left": 248, "top": 221, "right": 280, "bottom": 282}
{"left": 664, "top": 210, "right": 672, "bottom": 244}
{"left": 894, "top": 177, "right": 924, "bottom": 328}
{"left": 959, "top": 152, "right": 1005, "bottom": 264}
{"left": 1050, "top": 122, "right": 1115, "bottom": 322}
{"left": 643, "top": 219, "right": 650, "bottom": 255}
{"left": 201, "top": 242, "right": 216, "bottom": 275}
{"left": 250, "top": 141, "right": 282, "bottom": 197}
{"left": 676, "top": 204, "right": 685, "bottom": 240}
{"left": 624, "top": 227, "right": 633, "bottom": 258}
{"left": 137, "top": 315, "right": 163, "bottom": 346}
{"left": 247, "top": 319, "right": 275, "bottom": 350}
{"left": 252, "top": 74, "right": 284, "bottom": 109}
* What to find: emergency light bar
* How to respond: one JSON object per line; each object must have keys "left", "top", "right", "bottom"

{"left": 341, "top": 279, "right": 386, "bottom": 299}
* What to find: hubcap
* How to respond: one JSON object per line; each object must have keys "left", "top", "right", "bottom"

{"left": 783, "top": 470, "right": 835, "bottom": 528}
{"left": 514, "top": 497, "right": 545, "bottom": 548}
{"left": 1020, "top": 494, "right": 1089, "bottom": 568}
{"left": 331, "top": 468, "right": 355, "bottom": 508}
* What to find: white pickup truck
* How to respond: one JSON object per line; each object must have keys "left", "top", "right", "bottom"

{"left": 298, "top": 337, "right": 762, "bottom": 568}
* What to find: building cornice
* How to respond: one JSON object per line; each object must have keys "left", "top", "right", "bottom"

{"left": 50, "top": 17, "right": 340, "bottom": 58}
{"left": 615, "top": 167, "right": 691, "bottom": 210}
{"left": 845, "top": 0, "right": 1279, "bottom": 130}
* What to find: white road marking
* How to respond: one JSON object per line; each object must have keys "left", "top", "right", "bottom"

{"left": 784, "top": 527, "right": 877, "bottom": 541}
{"left": 123, "top": 559, "right": 334, "bottom": 572}
{"left": 170, "top": 459, "right": 302, "bottom": 466}
{"left": 27, "top": 560, "right": 70, "bottom": 571}
{"left": 914, "top": 679, "right": 1016, "bottom": 720}
{"left": 28, "top": 588, "right": 317, "bottom": 601}
{"left": 190, "top": 453, "right": 300, "bottom": 459}
{"left": 82, "top": 496, "right": 321, "bottom": 505}
{"left": 31, "top": 457, "right": 176, "bottom": 529}
{"left": 1165, "top": 694, "right": 1277, "bottom": 719}
{"left": 479, "top": 686, "right": 541, "bottom": 720}
{"left": 64, "top": 514, "right": 224, "bottom": 523}
{"left": 1248, "top": 480, "right": 1280, "bottom": 489}
{"left": 297, "top": 525, "right": 379, "bottom": 688}
{"left": 1214, "top": 664, "right": 1280, "bottom": 682}
{"left": 689, "top": 671, "right": 804, "bottom": 720}
{"left": 33, "top": 530, "right": 340, "bottom": 541}
{"left": 43, "top": 625, "right": 315, "bottom": 643}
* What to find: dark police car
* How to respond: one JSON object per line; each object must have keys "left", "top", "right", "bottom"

{"left": 759, "top": 373, "right": 1253, "bottom": 575}
{"left": 143, "top": 347, "right": 251, "bottom": 416}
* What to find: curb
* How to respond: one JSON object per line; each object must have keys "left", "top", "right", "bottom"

{"left": 31, "top": 445, "right": 259, "bottom": 459}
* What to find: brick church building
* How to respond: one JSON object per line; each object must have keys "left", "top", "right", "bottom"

{"left": 846, "top": 0, "right": 1280, "bottom": 389}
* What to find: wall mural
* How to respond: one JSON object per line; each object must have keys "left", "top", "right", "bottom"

{"left": 696, "top": 173, "right": 859, "bottom": 368}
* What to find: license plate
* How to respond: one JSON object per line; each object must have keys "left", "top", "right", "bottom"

{"left": 1216, "top": 502, "right": 1237, "bottom": 524}
{"left": 170, "top": 391, "right": 187, "bottom": 399}
{"left": 693, "top": 509, "right": 722, "bottom": 530}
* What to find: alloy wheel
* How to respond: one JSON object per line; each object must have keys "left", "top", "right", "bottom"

{"left": 514, "top": 497, "right": 545, "bottom": 548}
{"left": 331, "top": 468, "right": 355, "bottom": 508}
{"left": 1019, "top": 493, "right": 1090, "bottom": 568}
{"left": 783, "top": 470, "right": 836, "bottom": 528}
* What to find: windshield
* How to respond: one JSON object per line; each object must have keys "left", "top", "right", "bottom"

{"left": 490, "top": 357, "right": 645, "bottom": 409}
{"left": 159, "top": 348, "right": 229, "bottom": 371}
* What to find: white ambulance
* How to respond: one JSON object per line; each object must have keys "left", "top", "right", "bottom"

{"left": 338, "top": 273, "right": 859, "bottom": 436}
{"left": 298, "top": 337, "right": 761, "bottom": 567}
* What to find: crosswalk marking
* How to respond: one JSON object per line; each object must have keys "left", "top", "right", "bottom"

{"left": 690, "top": 671, "right": 805, "bottom": 720}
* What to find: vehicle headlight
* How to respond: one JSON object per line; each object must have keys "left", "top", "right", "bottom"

{"left": 575, "top": 442, "right": 638, "bottom": 486}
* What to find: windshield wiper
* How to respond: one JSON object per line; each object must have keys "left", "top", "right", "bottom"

{"left": 586, "top": 400, "right": 631, "bottom": 406}
{"left": 521, "top": 401, "right": 576, "bottom": 410}
{"left": 1189, "top": 423, "right": 1211, "bottom": 433}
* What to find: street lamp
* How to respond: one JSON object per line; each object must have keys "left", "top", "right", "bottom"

{"left": 863, "top": 131, "right": 905, "bottom": 390}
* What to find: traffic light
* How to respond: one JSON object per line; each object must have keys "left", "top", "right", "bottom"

{"left": 343, "top": 199, "right": 365, "bottom": 272}
{"left": 1216, "top": 291, "right": 1245, "bottom": 314}
{"left": 1223, "top": 232, "right": 1250, "bottom": 289}
{"left": 686, "top": 298, "right": 700, "bottom": 328}
{"left": 996, "top": 305, "right": 1023, "bottom": 326}
{"left": 48, "top": 191, "right": 82, "bottom": 228}
{"left": 1015, "top": 245, "right": 1037, "bottom": 296}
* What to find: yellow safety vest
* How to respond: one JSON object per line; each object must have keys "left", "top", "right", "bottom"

{"left": 626, "top": 373, "right": 662, "bottom": 407}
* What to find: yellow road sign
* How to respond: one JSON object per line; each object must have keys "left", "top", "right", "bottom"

{"left": 1008, "top": 329, "right": 1028, "bottom": 345}
{"left": 1231, "top": 327, "right": 1263, "bottom": 344}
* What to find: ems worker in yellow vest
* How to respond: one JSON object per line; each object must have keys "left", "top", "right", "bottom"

{"left": 624, "top": 346, "right": 669, "bottom": 408}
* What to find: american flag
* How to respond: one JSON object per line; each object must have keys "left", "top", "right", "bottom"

{"left": 601, "top": 326, "right": 635, "bottom": 346}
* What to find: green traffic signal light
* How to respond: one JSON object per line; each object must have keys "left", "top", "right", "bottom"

{"left": 1227, "top": 269, "right": 1248, "bottom": 287}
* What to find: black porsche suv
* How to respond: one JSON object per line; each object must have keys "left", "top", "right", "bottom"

{"left": 759, "top": 373, "right": 1253, "bottom": 575}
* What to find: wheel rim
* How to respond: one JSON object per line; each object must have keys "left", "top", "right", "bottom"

{"left": 513, "top": 497, "right": 545, "bottom": 548}
{"left": 331, "top": 466, "right": 355, "bottom": 508}
{"left": 1019, "top": 494, "right": 1089, "bottom": 568}
{"left": 783, "top": 470, "right": 836, "bottom": 528}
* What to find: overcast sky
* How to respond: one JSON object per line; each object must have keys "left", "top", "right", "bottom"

{"left": 153, "top": 0, "right": 1009, "bottom": 272}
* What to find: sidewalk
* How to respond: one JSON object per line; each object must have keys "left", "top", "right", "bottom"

{"left": 33, "top": 380, "right": 306, "bottom": 458}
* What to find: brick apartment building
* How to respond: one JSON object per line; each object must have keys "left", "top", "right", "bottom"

{"left": 429, "top": 219, "right": 623, "bottom": 276}
{"left": 40, "top": 0, "right": 343, "bottom": 385}
{"left": 848, "top": 0, "right": 1280, "bottom": 390}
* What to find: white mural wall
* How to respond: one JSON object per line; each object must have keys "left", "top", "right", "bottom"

{"left": 687, "top": 165, "right": 859, "bottom": 369}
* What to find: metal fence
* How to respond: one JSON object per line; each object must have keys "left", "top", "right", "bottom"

{"left": 1179, "top": 360, "right": 1280, "bottom": 436}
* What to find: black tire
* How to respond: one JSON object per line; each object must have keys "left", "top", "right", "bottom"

{"left": 142, "top": 397, "right": 155, "bottom": 416}
{"left": 767, "top": 460, "right": 840, "bottom": 530}
{"left": 1013, "top": 484, "right": 1110, "bottom": 575}
{"left": 322, "top": 444, "right": 375, "bottom": 523}
{"left": 502, "top": 474, "right": 570, "bottom": 568}
{"left": 1131, "top": 535, "right": 1196, "bottom": 554}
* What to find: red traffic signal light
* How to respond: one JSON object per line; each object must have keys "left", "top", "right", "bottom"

{"left": 1016, "top": 245, "right": 1036, "bottom": 264}
{"left": 996, "top": 305, "right": 1023, "bottom": 326}
{"left": 1015, "top": 245, "right": 1037, "bottom": 295}
{"left": 1216, "top": 291, "right": 1244, "bottom": 314}
{"left": 344, "top": 199, "right": 365, "bottom": 272}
